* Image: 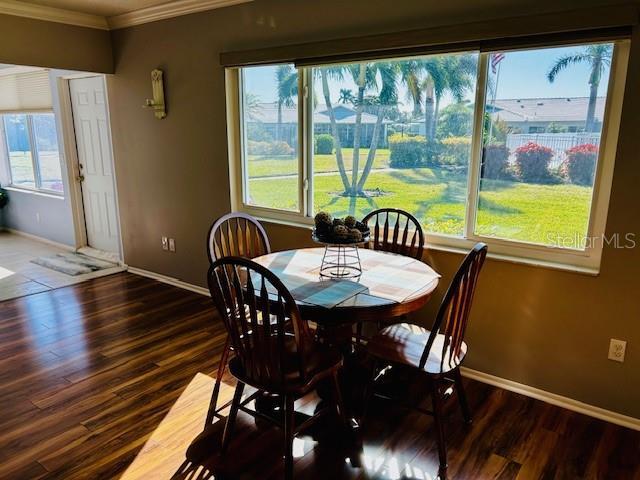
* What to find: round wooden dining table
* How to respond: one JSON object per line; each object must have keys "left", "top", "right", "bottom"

{"left": 253, "top": 247, "right": 440, "bottom": 329}
{"left": 252, "top": 246, "right": 441, "bottom": 419}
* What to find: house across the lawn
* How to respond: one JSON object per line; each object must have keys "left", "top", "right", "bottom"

{"left": 488, "top": 96, "right": 606, "bottom": 133}
{"left": 248, "top": 102, "right": 390, "bottom": 149}
{"left": 383, "top": 96, "right": 607, "bottom": 140}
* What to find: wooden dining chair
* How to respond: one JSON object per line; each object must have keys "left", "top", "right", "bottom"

{"left": 356, "top": 208, "right": 426, "bottom": 343}
{"left": 205, "top": 212, "right": 271, "bottom": 425}
{"left": 364, "top": 242, "right": 488, "bottom": 479}
{"left": 207, "top": 256, "right": 346, "bottom": 480}
{"left": 361, "top": 208, "right": 425, "bottom": 260}
{"left": 207, "top": 212, "right": 271, "bottom": 264}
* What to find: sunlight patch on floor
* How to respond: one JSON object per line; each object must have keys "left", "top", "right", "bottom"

{"left": 117, "top": 370, "right": 438, "bottom": 479}
{"left": 350, "top": 450, "right": 436, "bottom": 480}
{"left": 0, "top": 266, "right": 15, "bottom": 280}
{"left": 119, "top": 372, "right": 234, "bottom": 480}
{"left": 293, "top": 437, "right": 316, "bottom": 459}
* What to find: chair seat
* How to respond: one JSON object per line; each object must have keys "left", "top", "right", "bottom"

{"left": 368, "top": 322, "right": 467, "bottom": 374}
{"left": 228, "top": 335, "right": 342, "bottom": 394}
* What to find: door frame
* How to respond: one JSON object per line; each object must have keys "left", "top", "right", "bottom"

{"left": 57, "top": 73, "right": 124, "bottom": 262}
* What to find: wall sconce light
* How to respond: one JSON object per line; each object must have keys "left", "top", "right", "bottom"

{"left": 144, "top": 69, "right": 166, "bottom": 119}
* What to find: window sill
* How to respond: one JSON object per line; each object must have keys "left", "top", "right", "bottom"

{"left": 258, "top": 215, "right": 600, "bottom": 276}
{"left": 4, "top": 186, "right": 65, "bottom": 199}
{"left": 429, "top": 242, "right": 599, "bottom": 276}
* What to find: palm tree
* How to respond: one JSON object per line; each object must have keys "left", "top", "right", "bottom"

{"left": 319, "top": 57, "right": 475, "bottom": 197}
{"left": 317, "top": 62, "right": 398, "bottom": 196}
{"left": 400, "top": 54, "right": 476, "bottom": 140}
{"left": 421, "top": 59, "right": 444, "bottom": 141}
{"left": 547, "top": 44, "right": 612, "bottom": 132}
{"left": 356, "top": 62, "right": 398, "bottom": 192}
{"left": 318, "top": 66, "right": 350, "bottom": 192}
{"left": 346, "top": 63, "right": 377, "bottom": 195}
{"left": 399, "top": 59, "right": 423, "bottom": 117}
{"left": 275, "top": 65, "right": 298, "bottom": 142}
{"left": 433, "top": 54, "right": 477, "bottom": 138}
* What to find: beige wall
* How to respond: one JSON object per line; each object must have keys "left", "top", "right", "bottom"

{"left": 108, "top": 0, "right": 640, "bottom": 418}
{"left": 0, "top": 14, "right": 112, "bottom": 73}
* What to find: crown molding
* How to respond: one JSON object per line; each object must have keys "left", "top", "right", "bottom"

{"left": 0, "top": 0, "right": 108, "bottom": 29}
{"left": 107, "top": 0, "right": 253, "bottom": 30}
{"left": 0, "top": 0, "right": 253, "bottom": 31}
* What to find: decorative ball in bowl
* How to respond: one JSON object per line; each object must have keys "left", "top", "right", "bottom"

{"left": 312, "top": 212, "right": 370, "bottom": 244}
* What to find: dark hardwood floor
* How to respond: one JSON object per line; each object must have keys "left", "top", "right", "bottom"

{"left": 0, "top": 272, "right": 638, "bottom": 479}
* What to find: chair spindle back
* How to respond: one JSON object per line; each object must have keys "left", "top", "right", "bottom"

{"left": 207, "top": 213, "right": 271, "bottom": 263}
{"left": 362, "top": 208, "right": 425, "bottom": 259}
{"left": 207, "top": 257, "right": 312, "bottom": 387}
{"left": 421, "top": 243, "right": 487, "bottom": 371}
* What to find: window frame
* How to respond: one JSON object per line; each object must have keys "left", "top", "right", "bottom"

{"left": 1, "top": 111, "right": 64, "bottom": 196}
{"left": 226, "top": 39, "right": 630, "bottom": 274}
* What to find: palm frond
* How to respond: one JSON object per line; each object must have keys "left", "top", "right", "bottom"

{"left": 547, "top": 53, "right": 591, "bottom": 82}
{"left": 400, "top": 61, "right": 423, "bottom": 112}
{"left": 315, "top": 65, "right": 345, "bottom": 81}
{"left": 422, "top": 58, "right": 447, "bottom": 98}
{"left": 375, "top": 61, "right": 399, "bottom": 106}
{"left": 275, "top": 65, "right": 298, "bottom": 107}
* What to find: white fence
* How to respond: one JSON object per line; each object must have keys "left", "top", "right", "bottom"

{"left": 505, "top": 133, "right": 601, "bottom": 168}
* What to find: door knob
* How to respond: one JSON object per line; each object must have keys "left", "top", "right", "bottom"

{"left": 77, "top": 175, "right": 85, "bottom": 182}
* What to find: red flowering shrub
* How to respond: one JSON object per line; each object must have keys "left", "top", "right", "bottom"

{"left": 514, "top": 142, "right": 554, "bottom": 183}
{"left": 563, "top": 143, "right": 598, "bottom": 186}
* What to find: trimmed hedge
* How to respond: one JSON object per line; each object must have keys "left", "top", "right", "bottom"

{"left": 514, "top": 142, "right": 554, "bottom": 183}
{"left": 562, "top": 143, "right": 598, "bottom": 186}
{"left": 440, "top": 136, "right": 471, "bottom": 167}
{"left": 482, "top": 143, "right": 510, "bottom": 179}
{"left": 315, "top": 134, "right": 334, "bottom": 154}
{"left": 389, "top": 133, "right": 425, "bottom": 168}
{"left": 247, "top": 140, "right": 294, "bottom": 156}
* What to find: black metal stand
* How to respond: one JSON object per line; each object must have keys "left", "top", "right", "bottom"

{"left": 319, "top": 243, "right": 362, "bottom": 279}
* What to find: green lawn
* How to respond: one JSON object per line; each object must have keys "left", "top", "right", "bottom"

{"left": 247, "top": 164, "right": 593, "bottom": 247}
{"left": 248, "top": 148, "right": 390, "bottom": 178}
{"left": 6, "top": 151, "right": 64, "bottom": 192}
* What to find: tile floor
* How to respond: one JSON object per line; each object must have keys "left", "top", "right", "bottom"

{"left": 0, "top": 231, "right": 126, "bottom": 302}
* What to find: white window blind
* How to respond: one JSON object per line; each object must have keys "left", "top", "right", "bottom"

{"left": 0, "top": 69, "right": 52, "bottom": 113}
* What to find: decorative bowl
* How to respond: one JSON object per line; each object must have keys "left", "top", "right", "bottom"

{"left": 312, "top": 228, "right": 370, "bottom": 246}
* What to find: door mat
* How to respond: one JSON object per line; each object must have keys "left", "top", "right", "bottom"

{"left": 31, "top": 252, "right": 117, "bottom": 276}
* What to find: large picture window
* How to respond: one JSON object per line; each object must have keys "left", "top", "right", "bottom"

{"left": 3, "top": 112, "right": 64, "bottom": 194}
{"left": 229, "top": 40, "right": 628, "bottom": 272}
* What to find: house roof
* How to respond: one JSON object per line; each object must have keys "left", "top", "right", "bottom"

{"left": 248, "top": 102, "right": 386, "bottom": 125}
{"left": 488, "top": 97, "right": 606, "bottom": 124}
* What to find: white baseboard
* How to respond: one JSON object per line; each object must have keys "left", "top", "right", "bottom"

{"left": 127, "top": 266, "right": 210, "bottom": 297}
{"left": 2, "top": 227, "right": 75, "bottom": 251}
{"left": 461, "top": 367, "right": 640, "bottom": 431}
{"left": 124, "top": 264, "right": 640, "bottom": 432}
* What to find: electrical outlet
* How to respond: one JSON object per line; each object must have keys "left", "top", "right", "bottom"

{"left": 36, "top": 212, "right": 40, "bottom": 224}
{"left": 168, "top": 238, "right": 176, "bottom": 252}
{"left": 161, "top": 236, "right": 169, "bottom": 251}
{"left": 608, "top": 339, "right": 626, "bottom": 363}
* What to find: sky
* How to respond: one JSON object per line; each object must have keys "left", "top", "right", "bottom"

{"left": 242, "top": 43, "right": 613, "bottom": 113}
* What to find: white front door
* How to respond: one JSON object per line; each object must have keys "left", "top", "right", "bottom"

{"left": 69, "top": 76, "right": 120, "bottom": 255}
